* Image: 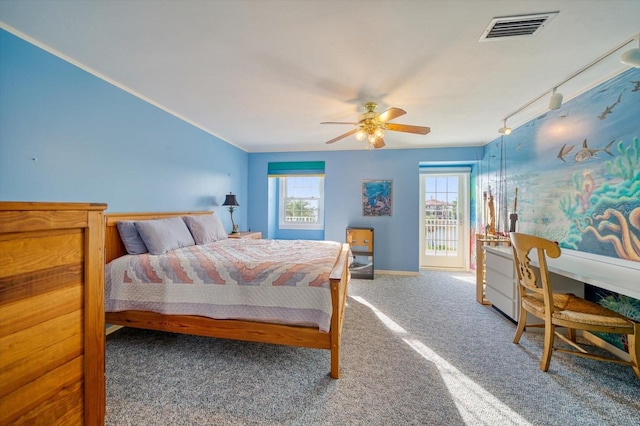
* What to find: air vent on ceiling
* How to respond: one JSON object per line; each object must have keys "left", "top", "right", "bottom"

{"left": 479, "top": 12, "right": 558, "bottom": 42}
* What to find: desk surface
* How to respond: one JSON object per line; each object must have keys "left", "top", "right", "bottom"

{"left": 484, "top": 246, "right": 640, "bottom": 300}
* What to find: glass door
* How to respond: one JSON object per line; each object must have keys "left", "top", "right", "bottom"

{"left": 419, "top": 171, "right": 469, "bottom": 269}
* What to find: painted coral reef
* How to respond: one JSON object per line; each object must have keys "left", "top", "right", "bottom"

{"left": 562, "top": 137, "right": 640, "bottom": 261}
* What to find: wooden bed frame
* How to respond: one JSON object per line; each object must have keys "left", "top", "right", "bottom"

{"left": 104, "top": 211, "right": 351, "bottom": 379}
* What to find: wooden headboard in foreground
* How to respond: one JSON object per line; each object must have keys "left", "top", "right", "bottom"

{"left": 104, "top": 211, "right": 212, "bottom": 263}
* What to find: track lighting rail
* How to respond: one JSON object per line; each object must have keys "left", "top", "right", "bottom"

{"left": 501, "top": 33, "right": 639, "bottom": 124}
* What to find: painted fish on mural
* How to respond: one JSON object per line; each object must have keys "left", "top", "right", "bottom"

{"left": 573, "top": 139, "right": 615, "bottom": 163}
{"left": 557, "top": 143, "right": 575, "bottom": 162}
{"left": 598, "top": 91, "right": 623, "bottom": 119}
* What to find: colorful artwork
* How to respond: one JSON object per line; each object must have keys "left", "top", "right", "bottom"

{"left": 362, "top": 180, "right": 392, "bottom": 216}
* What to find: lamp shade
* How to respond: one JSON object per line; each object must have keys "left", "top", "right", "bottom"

{"left": 222, "top": 193, "right": 239, "bottom": 207}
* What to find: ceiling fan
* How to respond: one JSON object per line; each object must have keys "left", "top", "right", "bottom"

{"left": 322, "top": 102, "right": 430, "bottom": 149}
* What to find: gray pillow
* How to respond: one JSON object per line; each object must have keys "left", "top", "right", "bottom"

{"left": 134, "top": 217, "right": 196, "bottom": 255}
{"left": 116, "top": 221, "right": 148, "bottom": 255}
{"left": 183, "top": 214, "right": 228, "bottom": 244}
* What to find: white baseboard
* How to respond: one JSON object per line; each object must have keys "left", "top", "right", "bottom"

{"left": 373, "top": 269, "right": 470, "bottom": 276}
{"left": 420, "top": 267, "right": 470, "bottom": 272}
{"left": 375, "top": 270, "right": 419, "bottom": 276}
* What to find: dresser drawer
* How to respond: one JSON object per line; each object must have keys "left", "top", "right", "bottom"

{"left": 485, "top": 285, "right": 516, "bottom": 319}
{"left": 485, "top": 268, "right": 516, "bottom": 298}
{"left": 485, "top": 252, "right": 515, "bottom": 278}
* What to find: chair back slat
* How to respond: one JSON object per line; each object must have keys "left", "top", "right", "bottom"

{"left": 510, "top": 232, "right": 561, "bottom": 300}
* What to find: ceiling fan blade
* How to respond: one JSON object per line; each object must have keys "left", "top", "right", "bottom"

{"left": 376, "top": 107, "right": 406, "bottom": 123}
{"left": 386, "top": 123, "right": 431, "bottom": 135}
{"left": 325, "top": 128, "right": 358, "bottom": 144}
{"left": 320, "top": 121, "right": 357, "bottom": 125}
{"left": 372, "top": 138, "right": 385, "bottom": 149}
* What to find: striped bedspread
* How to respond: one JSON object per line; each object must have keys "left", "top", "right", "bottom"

{"left": 105, "top": 239, "right": 344, "bottom": 332}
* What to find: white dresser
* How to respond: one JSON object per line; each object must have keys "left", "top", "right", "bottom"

{"left": 484, "top": 246, "right": 518, "bottom": 320}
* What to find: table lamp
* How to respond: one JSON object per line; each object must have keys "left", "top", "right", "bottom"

{"left": 222, "top": 192, "right": 239, "bottom": 234}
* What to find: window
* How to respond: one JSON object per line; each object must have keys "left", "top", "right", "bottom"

{"left": 268, "top": 161, "right": 326, "bottom": 233}
{"left": 278, "top": 176, "right": 324, "bottom": 230}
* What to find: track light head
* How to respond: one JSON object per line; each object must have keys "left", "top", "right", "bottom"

{"left": 549, "top": 89, "right": 563, "bottom": 110}
{"left": 621, "top": 35, "right": 640, "bottom": 67}
{"left": 621, "top": 47, "right": 640, "bottom": 68}
{"left": 498, "top": 119, "right": 512, "bottom": 135}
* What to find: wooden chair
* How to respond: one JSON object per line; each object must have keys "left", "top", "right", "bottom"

{"left": 509, "top": 232, "right": 640, "bottom": 380}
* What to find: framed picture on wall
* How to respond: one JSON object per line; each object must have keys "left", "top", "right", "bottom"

{"left": 362, "top": 179, "right": 392, "bottom": 216}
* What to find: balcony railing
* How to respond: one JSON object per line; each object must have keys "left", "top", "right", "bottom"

{"left": 425, "top": 217, "right": 458, "bottom": 255}
{"left": 285, "top": 216, "right": 318, "bottom": 223}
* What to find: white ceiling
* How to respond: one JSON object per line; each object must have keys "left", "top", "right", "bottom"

{"left": 1, "top": 1, "right": 639, "bottom": 153}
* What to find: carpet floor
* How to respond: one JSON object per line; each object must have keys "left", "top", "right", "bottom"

{"left": 105, "top": 270, "right": 640, "bottom": 425}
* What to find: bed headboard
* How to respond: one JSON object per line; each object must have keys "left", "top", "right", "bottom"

{"left": 104, "top": 211, "right": 212, "bottom": 263}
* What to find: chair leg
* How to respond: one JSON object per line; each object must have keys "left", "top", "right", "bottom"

{"left": 629, "top": 323, "right": 640, "bottom": 381}
{"left": 541, "top": 323, "right": 555, "bottom": 372}
{"left": 513, "top": 306, "right": 527, "bottom": 344}
{"left": 567, "top": 327, "right": 576, "bottom": 342}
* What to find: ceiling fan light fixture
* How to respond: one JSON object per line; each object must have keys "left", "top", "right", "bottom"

{"left": 322, "top": 102, "right": 430, "bottom": 148}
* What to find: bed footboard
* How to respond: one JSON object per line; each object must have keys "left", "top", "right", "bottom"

{"left": 329, "top": 243, "right": 351, "bottom": 378}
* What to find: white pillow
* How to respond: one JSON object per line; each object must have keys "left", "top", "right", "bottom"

{"left": 134, "top": 217, "right": 196, "bottom": 255}
{"left": 183, "top": 214, "right": 228, "bottom": 244}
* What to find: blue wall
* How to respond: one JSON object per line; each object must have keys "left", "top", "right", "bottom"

{"left": 248, "top": 148, "right": 482, "bottom": 272}
{"left": 0, "top": 28, "right": 484, "bottom": 273}
{"left": 0, "top": 29, "right": 249, "bottom": 232}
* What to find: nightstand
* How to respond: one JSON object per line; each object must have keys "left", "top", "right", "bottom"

{"left": 346, "top": 227, "right": 374, "bottom": 279}
{"left": 228, "top": 231, "right": 262, "bottom": 239}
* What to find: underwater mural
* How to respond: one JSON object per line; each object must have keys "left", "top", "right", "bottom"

{"left": 479, "top": 67, "right": 639, "bottom": 260}
{"left": 477, "top": 67, "right": 640, "bottom": 351}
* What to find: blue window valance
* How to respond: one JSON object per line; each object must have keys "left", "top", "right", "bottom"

{"left": 268, "top": 161, "right": 325, "bottom": 176}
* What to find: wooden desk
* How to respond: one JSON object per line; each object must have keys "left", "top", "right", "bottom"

{"left": 484, "top": 246, "right": 639, "bottom": 300}
{"left": 484, "top": 245, "right": 639, "bottom": 359}
{"left": 527, "top": 248, "right": 640, "bottom": 300}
